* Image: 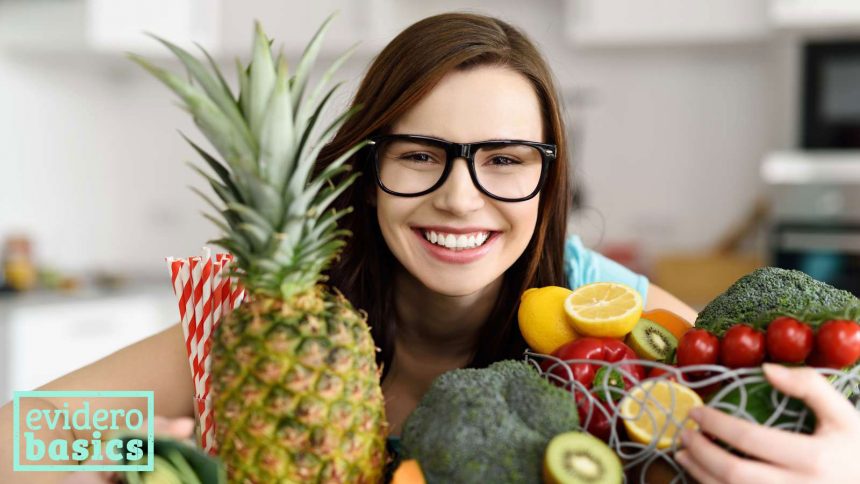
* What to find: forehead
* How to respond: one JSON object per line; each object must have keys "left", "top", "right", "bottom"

{"left": 390, "top": 65, "right": 545, "bottom": 143}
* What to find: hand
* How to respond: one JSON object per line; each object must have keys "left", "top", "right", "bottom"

{"left": 676, "top": 363, "right": 860, "bottom": 484}
{"left": 60, "top": 416, "right": 195, "bottom": 484}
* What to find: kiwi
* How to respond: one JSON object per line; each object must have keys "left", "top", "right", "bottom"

{"left": 543, "top": 431, "right": 623, "bottom": 484}
{"left": 626, "top": 318, "right": 678, "bottom": 362}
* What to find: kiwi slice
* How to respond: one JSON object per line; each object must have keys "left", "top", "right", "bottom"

{"left": 626, "top": 318, "right": 678, "bottom": 362}
{"left": 543, "top": 431, "right": 622, "bottom": 484}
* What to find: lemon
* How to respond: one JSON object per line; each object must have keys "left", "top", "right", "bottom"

{"left": 619, "top": 380, "right": 703, "bottom": 449}
{"left": 518, "top": 286, "right": 580, "bottom": 354}
{"left": 563, "top": 282, "right": 642, "bottom": 338}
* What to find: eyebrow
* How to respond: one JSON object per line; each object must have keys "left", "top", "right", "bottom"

{"left": 390, "top": 132, "right": 543, "bottom": 143}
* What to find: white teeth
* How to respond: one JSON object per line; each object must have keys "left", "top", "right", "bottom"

{"left": 420, "top": 229, "right": 493, "bottom": 250}
{"left": 445, "top": 234, "right": 456, "bottom": 248}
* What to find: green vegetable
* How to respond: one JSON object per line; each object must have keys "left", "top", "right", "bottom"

{"left": 695, "top": 267, "right": 860, "bottom": 337}
{"left": 120, "top": 436, "right": 226, "bottom": 484}
{"left": 400, "top": 360, "right": 581, "bottom": 484}
{"left": 713, "top": 379, "right": 812, "bottom": 431}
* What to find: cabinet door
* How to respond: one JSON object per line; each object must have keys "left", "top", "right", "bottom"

{"left": 564, "top": 0, "right": 768, "bottom": 46}
{"left": 5, "top": 296, "right": 169, "bottom": 401}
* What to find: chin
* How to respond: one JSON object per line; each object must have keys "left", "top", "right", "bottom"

{"left": 416, "top": 272, "right": 496, "bottom": 297}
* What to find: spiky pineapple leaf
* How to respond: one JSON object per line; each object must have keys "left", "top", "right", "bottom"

{"left": 291, "top": 14, "right": 337, "bottom": 116}
{"left": 136, "top": 13, "right": 364, "bottom": 298}
{"left": 259, "top": 59, "right": 296, "bottom": 192}
{"left": 246, "top": 22, "right": 277, "bottom": 139}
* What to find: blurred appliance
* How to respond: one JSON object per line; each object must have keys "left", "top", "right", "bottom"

{"left": 802, "top": 39, "right": 860, "bottom": 148}
{"left": 763, "top": 153, "right": 860, "bottom": 295}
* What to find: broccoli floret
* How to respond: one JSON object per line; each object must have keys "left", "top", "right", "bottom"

{"left": 695, "top": 267, "right": 860, "bottom": 336}
{"left": 399, "top": 360, "right": 580, "bottom": 484}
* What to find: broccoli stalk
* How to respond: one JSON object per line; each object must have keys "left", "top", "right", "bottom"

{"left": 695, "top": 267, "right": 860, "bottom": 337}
{"left": 399, "top": 360, "right": 580, "bottom": 484}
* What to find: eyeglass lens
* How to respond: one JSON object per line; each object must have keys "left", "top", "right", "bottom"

{"left": 376, "top": 138, "right": 543, "bottom": 199}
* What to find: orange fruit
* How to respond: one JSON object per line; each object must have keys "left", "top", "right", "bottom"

{"left": 391, "top": 459, "right": 426, "bottom": 484}
{"left": 518, "top": 286, "right": 580, "bottom": 354}
{"left": 641, "top": 309, "right": 694, "bottom": 341}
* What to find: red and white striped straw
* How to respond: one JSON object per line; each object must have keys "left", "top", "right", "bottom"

{"left": 165, "top": 249, "right": 246, "bottom": 455}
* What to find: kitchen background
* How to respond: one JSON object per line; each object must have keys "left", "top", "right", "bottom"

{"left": 1, "top": 0, "right": 859, "bottom": 402}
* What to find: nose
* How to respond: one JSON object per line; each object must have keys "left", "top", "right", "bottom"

{"left": 431, "top": 157, "right": 485, "bottom": 215}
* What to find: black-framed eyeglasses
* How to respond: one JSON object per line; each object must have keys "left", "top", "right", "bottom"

{"left": 367, "top": 134, "right": 557, "bottom": 202}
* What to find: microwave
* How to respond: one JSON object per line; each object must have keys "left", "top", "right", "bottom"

{"left": 803, "top": 40, "right": 860, "bottom": 149}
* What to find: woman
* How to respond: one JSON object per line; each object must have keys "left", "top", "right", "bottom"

{"left": 1, "top": 12, "right": 857, "bottom": 484}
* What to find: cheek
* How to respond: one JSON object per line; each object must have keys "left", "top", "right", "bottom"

{"left": 375, "top": 193, "right": 417, "bottom": 243}
{"left": 505, "top": 199, "right": 540, "bottom": 240}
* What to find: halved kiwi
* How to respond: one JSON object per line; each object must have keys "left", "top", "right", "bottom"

{"left": 626, "top": 318, "right": 678, "bottom": 362}
{"left": 543, "top": 431, "right": 622, "bottom": 484}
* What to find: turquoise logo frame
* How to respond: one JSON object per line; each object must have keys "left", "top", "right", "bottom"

{"left": 12, "top": 390, "right": 154, "bottom": 472}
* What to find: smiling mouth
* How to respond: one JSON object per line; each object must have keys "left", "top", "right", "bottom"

{"left": 415, "top": 228, "right": 499, "bottom": 251}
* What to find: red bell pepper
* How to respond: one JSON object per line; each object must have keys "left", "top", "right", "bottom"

{"left": 542, "top": 337, "right": 645, "bottom": 442}
{"left": 545, "top": 337, "right": 645, "bottom": 388}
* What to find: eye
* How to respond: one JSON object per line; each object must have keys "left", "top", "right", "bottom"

{"left": 488, "top": 156, "right": 522, "bottom": 166}
{"left": 401, "top": 152, "right": 439, "bottom": 164}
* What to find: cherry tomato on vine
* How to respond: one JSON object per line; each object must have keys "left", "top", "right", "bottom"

{"left": 765, "top": 317, "right": 813, "bottom": 364}
{"left": 815, "top": 320, "right": 860, "bottom": 368}
{"left": 720, "top": 324, "right": 765, "bottom": 368}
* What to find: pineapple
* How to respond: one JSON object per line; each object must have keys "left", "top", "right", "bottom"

{"left": 131, "top": 16, "right": 388, "bottom": 483}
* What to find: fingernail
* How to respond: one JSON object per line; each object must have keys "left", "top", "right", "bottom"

{"left": 688, "top": 407, "right": 702, "bottom": 422}
{"left": 763, "top": 363, "right": 788, "bottom": 379}
{"left": 675, "top": 450, "right": 688, "bottom": 464}
{"left": 680, "top": 428, "right": 694, "bottom": 444}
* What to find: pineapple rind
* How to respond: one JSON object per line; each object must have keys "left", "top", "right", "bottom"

{"left": 212, "top": 286, "right": 387, "bottom": 483}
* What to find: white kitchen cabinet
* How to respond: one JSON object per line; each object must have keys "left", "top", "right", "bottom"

{"left": 770, "top": 0, "right": 860, "bottom": 31}
{"left": 0, "top": 288, "right": 177, "bottom": 404}
{"left": 563, "top": 0, "right": 770, "bottom": 46}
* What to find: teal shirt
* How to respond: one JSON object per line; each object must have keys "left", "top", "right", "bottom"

{"left": 564, "top": 234, "right": 649, "bottom": 302}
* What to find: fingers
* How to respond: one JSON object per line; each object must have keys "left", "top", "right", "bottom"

{"left": 149, "top": 416, "right": 196, "bottom": 439}
{"left": 680, "top": 427, "right": 798, "bottom": 484}
{"left": 689, "top": 406, "right": 814, "bottom": 469}
{"left": 763, "top": 363, "right": 858, "bottom": 429}
{"left": 675, "top": 450, "right": 721, "bottom": 484}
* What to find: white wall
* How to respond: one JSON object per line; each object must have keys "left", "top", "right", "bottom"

{"left": 0, "top": 0, "right": 786, "bottom": 276}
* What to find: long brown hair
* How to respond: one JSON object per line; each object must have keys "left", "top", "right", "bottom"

{"left": 315, "top": 12, "right": 570, "bottom": 379}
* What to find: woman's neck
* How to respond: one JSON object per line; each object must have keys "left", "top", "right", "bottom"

{"left": 391, "top": 265, "right": 503, "bottom": 364}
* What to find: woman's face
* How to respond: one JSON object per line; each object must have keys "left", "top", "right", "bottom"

{"left": 376, "top": 65, "right": 544, "bottom": 296}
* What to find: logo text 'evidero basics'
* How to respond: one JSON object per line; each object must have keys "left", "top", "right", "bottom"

{"left": 13, "top": 391, "right": 154, "bottom": 472}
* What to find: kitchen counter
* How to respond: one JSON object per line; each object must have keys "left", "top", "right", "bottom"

{"left": 0, "top": 280, "right": 178, "bottom": 403}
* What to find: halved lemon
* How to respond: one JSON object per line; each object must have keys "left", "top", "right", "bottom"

{"left": 563, "top": 282, "right": 642, "bottom": 338}
{"left": 619, "top": 380, "right": 703, "bottom": 449}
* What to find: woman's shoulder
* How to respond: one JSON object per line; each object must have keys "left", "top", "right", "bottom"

{"left": 563, "top": 233, "right": 649, "bottom": 301}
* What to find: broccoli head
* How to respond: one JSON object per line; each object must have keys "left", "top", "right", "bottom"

{"left": 399, "top": 359, "right": 580, "bottom": 484}
{"left": 695, "top": 267, "right": 860, "bottom": 336}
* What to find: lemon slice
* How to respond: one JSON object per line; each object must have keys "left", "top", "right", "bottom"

{"left": 619, "top": 380, "right": 703, "bottom": 449}
{"left": 563, "top": 282, "right": 642, "bottom": 338}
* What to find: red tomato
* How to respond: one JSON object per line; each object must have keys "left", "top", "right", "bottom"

{"left": 815, "top": 320, "right": 860, "bottom": 369}
{"left": 720, "top": 324, "right": 766, "bottom": 368}
{"left": 677, "top": 329, "right": 720, "bottom": 367}
{"left": 766, "top": 317, "right": 813, "bottom": 364}
{"left": 647, "top": 366, "right": 678, "bottom": 382}
{"left": 576, "top": 395, "right": 612, "bottom": 442}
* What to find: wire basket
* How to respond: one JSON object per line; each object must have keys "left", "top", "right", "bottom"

{"left": 524, "top": 350, "right": 860, "bottom": 484}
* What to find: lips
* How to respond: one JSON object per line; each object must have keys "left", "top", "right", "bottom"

{"left": 412, "top": 228, "right": 501, "bottom": 264}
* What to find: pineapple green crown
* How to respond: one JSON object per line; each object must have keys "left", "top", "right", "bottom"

{"left": 131, "top": 15, "right": 364, "bottom": 299}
